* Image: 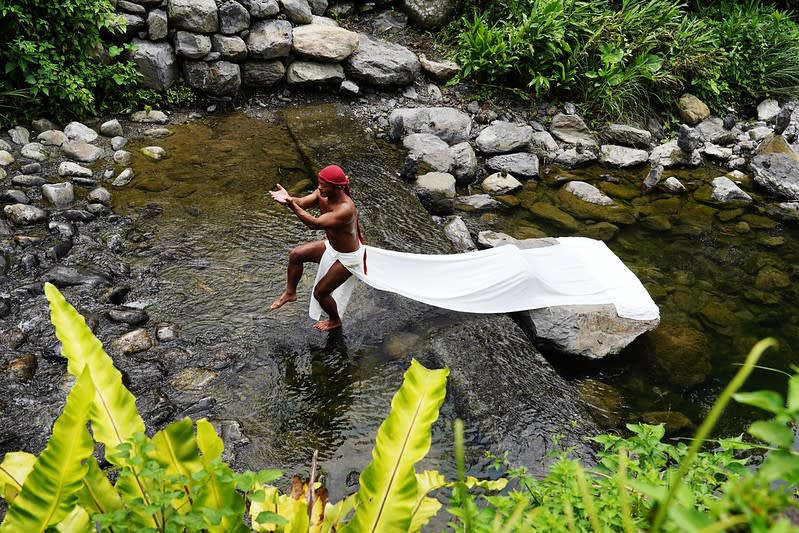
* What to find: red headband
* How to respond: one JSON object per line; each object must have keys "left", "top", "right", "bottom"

{"left": 318, "top": 164, "right": 349, "bottom": 186}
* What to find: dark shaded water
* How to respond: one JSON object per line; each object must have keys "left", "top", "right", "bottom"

{"left": 113, "top": 104, "right": 798, "bottom": 494}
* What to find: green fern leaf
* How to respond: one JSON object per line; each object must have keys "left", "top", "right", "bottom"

{"left": 0, "top": 369, "right": 95, "bottom": 532}
{"left": 409, "top": 496, "right": 441, "bottom": 533}
{"left": 76, "top": 459, "right": 122, "bottom": 517}
{"left": 0, "top": 452, "right": 36, "bottom": 502}
{"left": 54, "top": 506, "right": 91, "bottom": 532}
{"left": 44, "top": 282, "right": 145, "bottom": 450}
{"left": 343, "top": 359, "right": 449, "bottom": 533}
{"left": 320, "top": 494, "right": 356, "bottom": 533}
{"left": 44, "top": 283, "right": 155, "bottom": 528}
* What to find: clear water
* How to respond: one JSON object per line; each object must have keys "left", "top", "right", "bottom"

{"left": 114, "top": 104, "right": 799, "bottom": 495}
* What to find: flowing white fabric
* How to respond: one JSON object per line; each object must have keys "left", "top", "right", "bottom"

{"left": 309, "top": 237, "right": 659, "bottom": 321}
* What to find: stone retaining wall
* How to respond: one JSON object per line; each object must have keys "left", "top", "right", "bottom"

{"left": 112, "top": 0, "right": 457, "bottom": 97}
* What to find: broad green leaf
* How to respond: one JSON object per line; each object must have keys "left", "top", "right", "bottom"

{"left": 464, "top": 476, "right": 508, "bottom": 492}
{"left": 76, "top": 459, "right": 122, "bottom": 517}
{"left": 54, "top": 506, "right": 90, "bottom": 532}
{"left": 196, "top": 419, "right": 224, "bottom": 460}
{"left": 320, "top": 495, "right": 356, "bottom": 533}
{"left": 626, "top": 478, "right": 666, "bottom": 501}
{"left": 342, "top": 359, "right": 449, "bottom": 533}
{"left": 45, "top": 284, "right": 156, "bottom": 529}
{"left": 409, "top": 497, "right": 441, "bottom": 533}
{"left": 151, "top": 418, "right": 203, "bottom": 480}
{"left": 0, "top": 452, "right": 36, "bottom": 502}
{"left": 734, "top": 390, "right": 785, "bottom": 414}
{"left": 194, "top": 420, "right": 247, "bottom": 532}
{"left": 758, "top": 450, "right": 799, "bottom": 485}
{"left": 44, "top": 283, "right": 145, "bottom": 451}
{"left": 0, "top": 369, "right": 95, "bottom": 533}
{"left": 668, "top": 503, "right": 712, "bottom": 531}
{"left": 748, "top": 420, "right": 795, "bottom": 448}
{"left": 251, "top": 487, "right": 307, "bottom": 533}
{"left": 409, "top": 471, "right": 448, "bottom": 533}
{"left": 150, "top": 418, "right": 203, "bottom": 513}
{"left": 417, "top": 470, "right": 447, "bottom": 495}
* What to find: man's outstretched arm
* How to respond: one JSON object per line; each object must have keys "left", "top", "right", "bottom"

{"left": 284, "top": 197, "right": 353, "bottom": 230}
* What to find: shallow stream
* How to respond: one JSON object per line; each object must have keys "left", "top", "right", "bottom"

{"left": 114, "top": 103, "right": 798, "bottom": 493}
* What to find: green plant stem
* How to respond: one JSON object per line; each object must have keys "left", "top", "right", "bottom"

{"left": 575, "top": 465, "right": 602, "bottom": 533}
{"left": 651, "top": 337, "right": 778, "bottom": 533}
{"left": 695, "top": 514, "right": 750, "bottom": 533}
{"left": 617, "top": 448, "right": 634, "bottom": 533}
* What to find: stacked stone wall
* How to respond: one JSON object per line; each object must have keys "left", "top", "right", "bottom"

{"left": 113, "top": 0, "right": 457, "bottom": 97}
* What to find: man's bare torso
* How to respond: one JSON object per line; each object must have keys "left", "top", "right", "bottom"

{"left": 319, "top": 195, "right": 360, "bottom": 253}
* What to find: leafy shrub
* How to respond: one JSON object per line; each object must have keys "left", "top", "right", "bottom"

{"left": 447, "top": 0, "right": 799, "bottom": 119}
{"left": 692, "top": 0, "right": 799, "bottom": 112}
{"left": 0, "top": 0, "right": 141, "bottom": 126}
{"left": 446, "top": 338, "right": 799, "bottom": 532}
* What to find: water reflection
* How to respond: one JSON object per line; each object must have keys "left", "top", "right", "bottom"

{"left": 279, "top": 332, "right": 355, "bottom": 459}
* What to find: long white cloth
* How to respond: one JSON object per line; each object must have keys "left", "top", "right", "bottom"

{"left": 309, "top": 237, "right": 660, "bottom": 321}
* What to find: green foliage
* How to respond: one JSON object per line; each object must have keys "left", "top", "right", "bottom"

{"left": 449, "top": 0, "right": 799, "bottom": 119}
{"left": 1, "top": 286, "right": 798, "bottom": 532}
{"left": 691, "top": 0, "right": 799, "bottom": 112}
{"left": 452, "top": 0, "right": 582, "bottom": 97}
{"left": 0, "top": 0, "right": 141, "bottom": 126}
{"left": 445, "top": 339, "right": 799, "bottom": 532}
{"left": 0, "top": 284, "right": 458, "bottom": 532}
{"left": 342, "top": 360, "right": 449, "bottom": 532}
{"left": 0, "top": 370, "right": 95, "bottom": 533}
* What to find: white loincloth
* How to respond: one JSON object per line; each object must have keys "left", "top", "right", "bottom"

{"left": 309, "top": 237, "right": 659, "bottom": 322}
{"left": 309, "top": 241, "right": 366, "bottom": 320}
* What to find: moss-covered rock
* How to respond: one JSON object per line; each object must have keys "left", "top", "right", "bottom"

{"left": 577, "top": 222, "right": 619, "bottom": 241}
{"left": 578, "top": 379, "right": 624, "bottom": 429}
{"left": 641, "top": 410, "right": 696, "bottom": 436}
{"left": 699, "top": 301, "right": 739, "bottom": 336}
{"left": 557, "top": 183, "right": 637, "bottom": 224}
{"left": 528, "top": 202, "right": 582, "bottom": 231}
{"left": 644, "top": 324, "right": 711, "bottom": 388}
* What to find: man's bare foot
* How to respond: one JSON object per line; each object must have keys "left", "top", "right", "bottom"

{"left": 313, "top": 319, "right": 342, "bottom": 331}
{"left": 270, "top": 292, "right": 297, "bottom": 310}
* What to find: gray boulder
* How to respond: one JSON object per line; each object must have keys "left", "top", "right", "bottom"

{"left": 4, "top": 204, "right": 47, "bottom": 225}
{"left": 345, "top": 33, "right": 420, "bottom": 86}
{"left": 291, "top": 24, "right": 359, "bottom": 62}
{"left": 711, "top": 176, "right": 752, "bottom": 204}
{"left": 147, "top": 9, "right": 169, "bottom": 40}
{"left": 549, "top": 113, "right": 597, "bottom": 148}
{"left": 443, "top": 216, "right": 476, "bottom": 251}
{"left": 286, "top": 61, "right": 344, "bottom": 84}
{"left": 242, "top": 60, "right": 286, "bottom": 87}
{"left": 247, "top": 19, "right": 293, "bottom": 59}
{"left": 212, "top": 35, "right": 248, "bottom": 62}
{"left": 219, "top": 1, "right": 250, "bottom": 34}
{"left": 61, "top": 140, "right": 104, "bottom": 163}
{"left": 183, "top": 61, "right": 241, "bottom": 96}
{"left": 414, "top": 171, "right": 455, "bottom": 215}
{"left": 486, "top": 153, "right": 539, "bottom": 179}
{"left": 168, "top": 0, "right": 218, "bottom": 32}
{"left": 419, "top": 54, "right": 460, "bottom": 84}
{"left": 249, "top": 0, "right": 280, "bottom": 18}
{"left": 280, "top": 0, "right": 313, "bottom": 24}
{"left": 450, "top": 142, "right": 478, "bottom": 184}
{"left": 696, "top": 117, "right": 737, "bottom": 145}
{"left": 601, "top": 124, "right": 652, "bottom": 148}
{"left": 599, "top": 145, "right": 649, "bottom": 168}
{"left": 400, "top": 0, "right": 456, "bottom": 30}
{"left": 403, "top": 133, "right": 454, "bottom": 173}
{"left": 751, "top": 153, "right": 799, "bottom": 200}
{"left": 175, "top": 31, "right": 213, "bottom": 59}
{"left": 131, "top": 39, "right": 179, "bottom": 90}
{"left": 475, "top": 121, "right": 533, "bottom": 154}
{"left": 389, "top": 107, "right": 471, "bottom": 144}
{"left": 649, "top": 140, "right": 701, "bottom": 168}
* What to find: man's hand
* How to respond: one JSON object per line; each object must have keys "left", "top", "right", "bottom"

{"left": 270, "top": 184, "right": 291, "bottom": 205}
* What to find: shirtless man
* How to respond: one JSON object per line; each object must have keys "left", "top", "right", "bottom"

{"left": 269, "top": 164, "right": 363, "bottom": 331}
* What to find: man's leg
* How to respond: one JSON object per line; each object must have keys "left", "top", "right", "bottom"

{"left": 312, "top": 261, "right": 353, "bottom": 331}
{"left": 271, "top": 240, "right": 326, "bottom": 310}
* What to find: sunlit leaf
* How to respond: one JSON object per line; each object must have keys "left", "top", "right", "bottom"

{"left": 0, "top": 452, "right": 36, "bottom": 503}
{"left": 342, "top": 359, "right": 449, "bottom": 533}
{"left": 734, "top": 390, "right": 785, "bottom": 414}
{"left": 748, "top": 420, "right": 795, "bottom": 448}
{"left": 0, "top": 370, "right": 94, "bottom": 533}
